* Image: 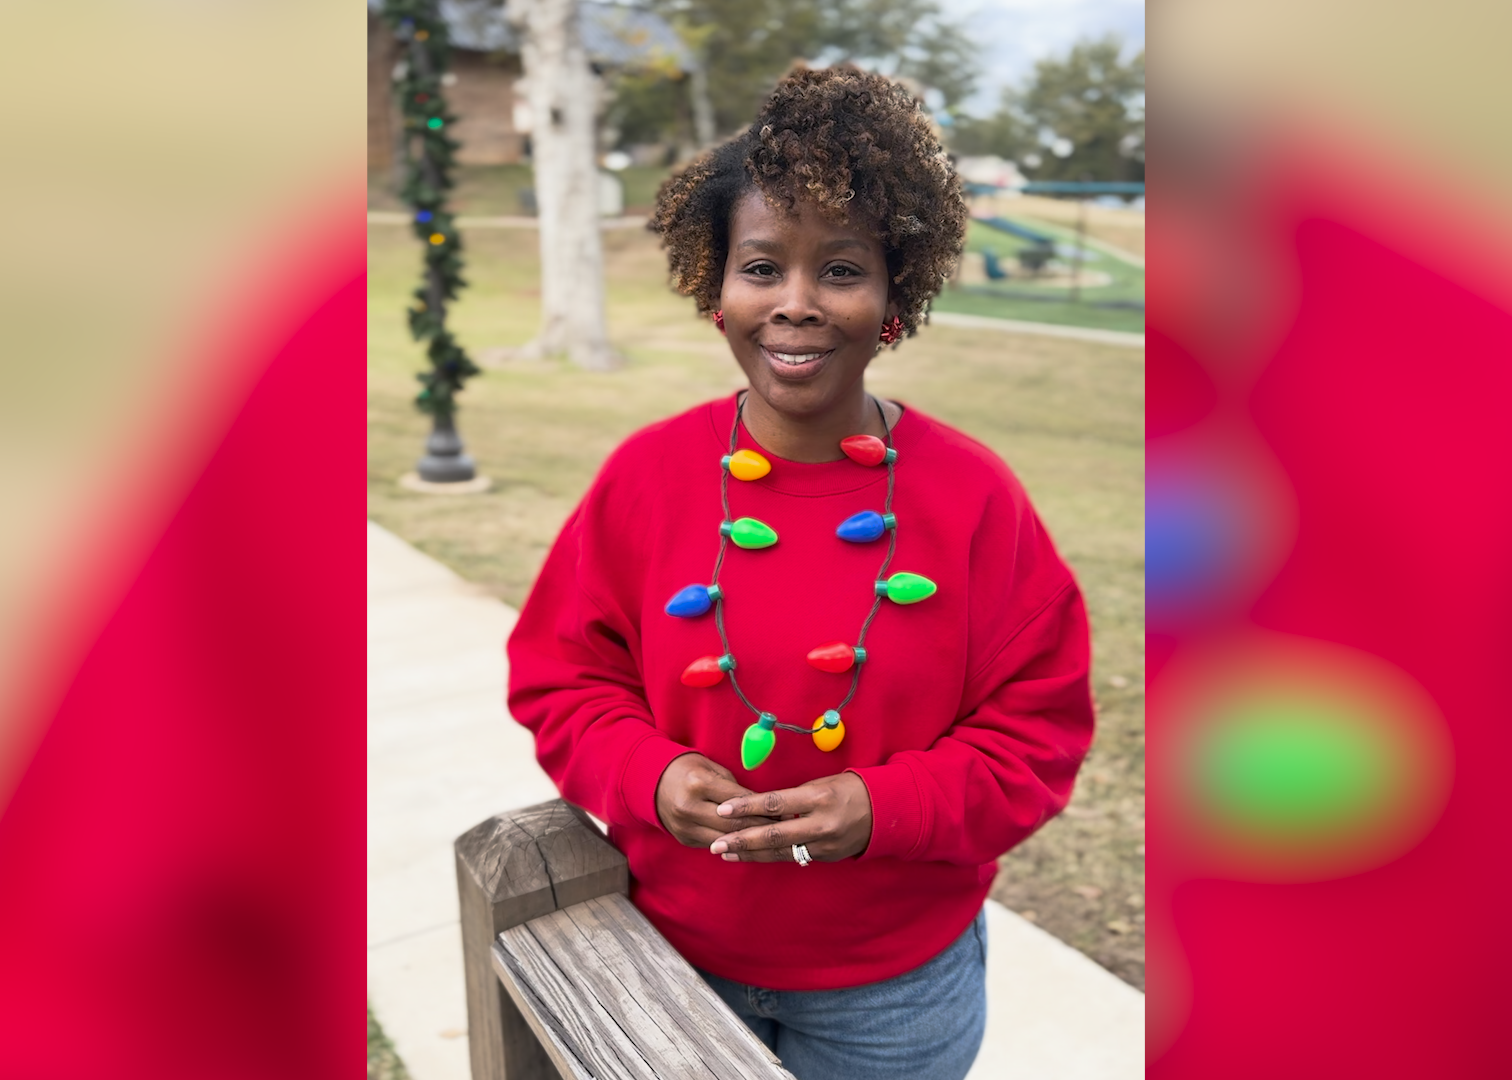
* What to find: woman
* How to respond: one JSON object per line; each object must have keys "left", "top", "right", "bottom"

{"left": 507, "top": 64, "right": 1094, "bottom": 1080}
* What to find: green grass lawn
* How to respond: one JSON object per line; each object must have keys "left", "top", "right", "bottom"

{"left": 367, "top": 217, "right": 1145, "bottom": 990}
{"left": 368, "top": 1003, "right": 409, "bottom": 1080}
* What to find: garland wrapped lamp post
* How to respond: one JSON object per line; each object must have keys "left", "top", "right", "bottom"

{"left": 384, "top": 0, "right": 482, "bottom": 483}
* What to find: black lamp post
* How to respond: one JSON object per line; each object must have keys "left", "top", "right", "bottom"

{"left": 417, "top": 411, "right": 476, "bottom": 482}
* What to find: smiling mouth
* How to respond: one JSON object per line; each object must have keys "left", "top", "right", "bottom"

{"left": 760, "top": 345, "right": 834, "bottom": 371}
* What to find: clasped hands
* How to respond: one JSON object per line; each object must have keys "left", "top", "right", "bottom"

{"left": 654, "top": 753, "right": 873, "bottom": 863}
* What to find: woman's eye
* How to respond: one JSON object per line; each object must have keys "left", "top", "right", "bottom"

{"left": 825, "top": 265, "right": 859, "bottom": 278}
{"left": 745, "top": 263, "right": 777, "bottom": 277}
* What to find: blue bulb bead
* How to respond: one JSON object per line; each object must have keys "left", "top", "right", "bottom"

{"left": 416, "top": 209, "right": 434, "bottom": 223}
{"left": 665, "top": 584, "right": 714, "bottom": 617}
{"left": 837, "top": 510, "right": 886, "bottom": 543}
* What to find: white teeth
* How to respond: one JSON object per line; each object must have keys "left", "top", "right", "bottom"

{"left": 770, "top": 350, "right": 823, "bottom": 364}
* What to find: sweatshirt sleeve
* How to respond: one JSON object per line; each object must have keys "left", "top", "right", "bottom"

{"left": 849, "top": 470, "right": 1095, "bottom": 866}
{"left": 506, "top": 506, "right": 692, "bottom": 833}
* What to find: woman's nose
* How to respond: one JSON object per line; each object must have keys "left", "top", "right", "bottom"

{"left": 770, "top": 276, "right": 823, "bottom": 324}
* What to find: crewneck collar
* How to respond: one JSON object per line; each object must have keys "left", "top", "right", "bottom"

{"left": 705, "top": 392, "right": 917, "bottom": 497}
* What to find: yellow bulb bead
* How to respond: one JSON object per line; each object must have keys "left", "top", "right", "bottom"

{"left": 727, "top": 449, "right": 771, "bottom": 481}
{"left": 429, "top": 233, "right": 445, "bottom": 245}
{"left": 812, "top": 717, "right": 846, "bottom": 752}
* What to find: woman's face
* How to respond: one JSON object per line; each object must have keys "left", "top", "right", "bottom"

{"left": 719, "top": 188, "right": 895, "bottom": 425}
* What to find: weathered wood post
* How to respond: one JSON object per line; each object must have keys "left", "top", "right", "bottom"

{"left": 455, "top": 799, "right": 629, "bottom": 1080}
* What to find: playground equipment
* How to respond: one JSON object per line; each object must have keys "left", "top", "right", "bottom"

{"left": 956, "top": 180, "right": 1143, "bottom": 308}
{"left": 970, "top": 175, "right": 1148, "bottom": 300}
{"left": 974, "top": 217, "right": 1056, "bottom": 275}
{"left": 1021, "top": 181, "right": 1144, "bottom": 196}
{"left": 975, "top": 215, "right": 1055, "bottom": 246}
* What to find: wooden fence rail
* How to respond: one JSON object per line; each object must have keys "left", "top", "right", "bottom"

{"left": 456, "top": 798, "right": 796, "bottom": 1080}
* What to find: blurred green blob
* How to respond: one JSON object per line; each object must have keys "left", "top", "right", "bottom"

{"left": 1195, "top": 702, "right": 1395, "bottom": 836}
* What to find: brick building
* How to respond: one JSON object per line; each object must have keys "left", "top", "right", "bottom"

{"left": 369, "top": 0, "right": 690, "bottom": 172}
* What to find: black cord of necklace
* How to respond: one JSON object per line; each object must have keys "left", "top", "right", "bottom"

{"left": 712, "top": 392, "right": 897, "bottom": 733}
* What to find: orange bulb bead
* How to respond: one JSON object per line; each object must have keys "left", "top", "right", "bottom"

{"left": 723, "top": 449, "right": 771, "bottom": 481}
{"left": 811, "top": 712, "right": 846, "bottom": 752}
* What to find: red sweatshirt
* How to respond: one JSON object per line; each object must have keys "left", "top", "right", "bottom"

{"left": 507, "top": 393, "right": 1094, "bottom": 990}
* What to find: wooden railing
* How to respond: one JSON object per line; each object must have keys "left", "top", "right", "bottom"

{"left": 455, "top": 798, "right": 796, "bottom": 1079}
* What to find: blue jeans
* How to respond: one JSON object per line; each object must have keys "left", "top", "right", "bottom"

{"left": 696, "top": 908, "right": 987, "bottom": 1080}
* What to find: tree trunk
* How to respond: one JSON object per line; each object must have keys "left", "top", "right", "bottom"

{"left": 508, "top": 0, "right": 619, "bottom": 370}
{"left": 690, "top": 62, "right": 716, "bottom": 148}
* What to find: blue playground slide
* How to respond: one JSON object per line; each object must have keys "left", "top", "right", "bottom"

{"left": 974, "top": 216, "right": 1055, "bottom": 245}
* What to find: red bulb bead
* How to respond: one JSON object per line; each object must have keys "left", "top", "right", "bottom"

{"left": 840, "top": 434, "right": 887, "bottom": 466}
{"left": 806, "top": 641, "right": 855, "bottom": 673}
{"left": 680, "top": 655, "right": 726, "bottom": 687}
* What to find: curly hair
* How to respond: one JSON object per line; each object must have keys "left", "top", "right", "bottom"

{"left": 649, "top": 63, "right": 967, "bottom": 343}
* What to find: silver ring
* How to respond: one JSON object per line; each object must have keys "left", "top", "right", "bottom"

{"left": 792, "top": 843, "right": 812, "bottom": 866}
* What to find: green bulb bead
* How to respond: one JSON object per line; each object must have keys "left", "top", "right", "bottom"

{"left": 741, "top": 722, "right": 776, "bottom": 769}
{"left": 881, "top": 572, "right": 937, "bottom": 604}
{"left": 720, "top": 517, "right": 778, "bottom": 549}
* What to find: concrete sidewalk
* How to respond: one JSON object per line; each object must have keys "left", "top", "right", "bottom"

{"left": 368, "top": 521, "right": 1142, "bottom": 1079}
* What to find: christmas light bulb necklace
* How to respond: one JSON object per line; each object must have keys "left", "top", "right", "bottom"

{"left": 664, "top": 392, "right": 937, "bottom": 769}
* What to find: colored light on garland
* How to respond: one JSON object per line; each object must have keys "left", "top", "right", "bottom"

{"left": 741, "top": 713, "right": 778, "bottom": 769}
{"left": 807, "top": 641, "right": 866, "bottom": 673}
{"left": 836, "top": 510, "right": 896, "bottom": 543}
{"left": 427, "top": 117, "right": 444, "bottom": 130}
{"left": 721, "top": 449, "right": 771, "bottom": 481}
{"left": 384, "top": 0, "right": 478, "bottom": 421}
{"left": 840, "top": 434, "right": 898, "bottom": 467}
{"left": 811, "top": 710, "right": 845, "bottom": 752}
{"left": 665, "top": 582, "right": 723, "bottom": 617}
{"left": 720, "top": 517, "right": 778, "bottom": 549}
{"left": 681, "top": 654, "right": 734, "bottom": 687}
{"left": 875, "top": 572, "right": 937, "bottom": 604}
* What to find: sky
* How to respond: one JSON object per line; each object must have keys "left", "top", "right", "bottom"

{"left": 941, "top": 0, "right": 1144, "bottom": 116}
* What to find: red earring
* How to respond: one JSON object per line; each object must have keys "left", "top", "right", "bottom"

{"left": 713, "top": 309, "right": 726, "bottom": 334}
{"left": 879, "top": 315, "right": 904, "bottom": 345}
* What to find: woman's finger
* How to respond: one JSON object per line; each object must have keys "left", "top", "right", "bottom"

{"left": 689, "top": 811, "right": 781, "bottom": 836}
{"left": 693, "top": 768, "right": 749, "bottom": 801}
{"left": 714, "top": 784, "right": 824, "bottom": 821}
{"left": 669, "top": 807, "right": 775, "bottom": 845}
{"left": 718, "top": 846, "right": 794, "bottom": 863}
{"left": 673, "top": 823, "right": 746, "bottom": 848}
{"left": 708, "top": 819, "right": 808, "bottom": 857}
